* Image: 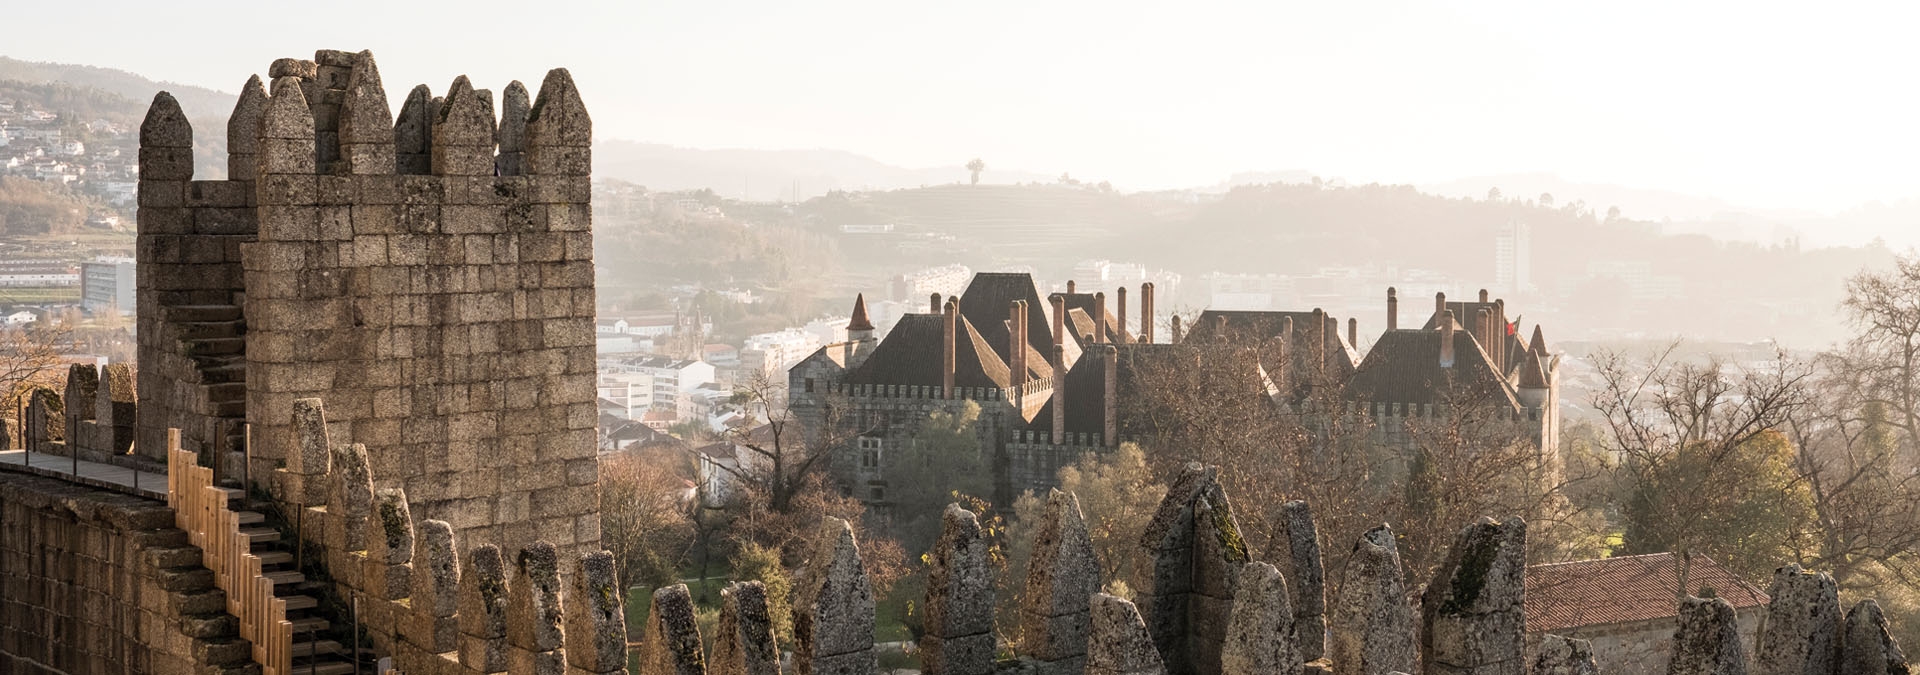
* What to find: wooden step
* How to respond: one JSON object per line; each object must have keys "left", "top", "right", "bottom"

{"left": 239, "top": 527, "right": 279, "bottom": 544}
{"left": 282, "top": 595, "right": 318, "bottom": 611}
{"left": 266, "top": 570, "right": 305, "bottom": 586}
{"left": 255, "top": 550, "right": 293, "bottom": 566}
{"left": 235, "top": 511, "right": 264, "bottom": 525}
{"left": 289, "top": 640, "right": 342, "bottom": 658}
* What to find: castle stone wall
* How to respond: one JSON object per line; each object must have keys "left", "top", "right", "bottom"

{"left": 136, "top": 49, "right": 600, "bottom": 558}
{"left": 0, "top": 472, "right": 252, "bottom": 675}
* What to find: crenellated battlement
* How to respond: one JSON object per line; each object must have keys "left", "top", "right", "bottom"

{"left": 136, "top": 48, "right": 601, "bottom": 562}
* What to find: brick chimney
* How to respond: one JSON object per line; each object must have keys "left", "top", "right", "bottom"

{"left": 1093, "top": 292, "right": 1107, "bottom": 343}
{"left": 1067, "top": 280, "right": 1076, "bottom": 294}
{"left": 1171, "top": 315, "right": 1184, "bottom": 343}
{"left": 1009, "top": 300, "right": 1025, "bottom": 387}
{"left": 1387, "top": 287, "right": 1398, "bottom": 330}
{"left": 1116, "top": 286, "right": 1128, "bottom": 343}
{"left": 1479, "top": 288, "right": 1489, "bottom": 302}
{"left": 943, "top": 298, "right": 958, "bottom": 398}
{"left": 1435, "top": 291, "right": 1447, "bottom": 317}
{"left": 1051, "top": 295, "right": 1066, "bottom": 347}
{"left": 931, "top": 292, "right": 942, "bottom": 314}
{"left": 1102, "top": 345, "right": 1118, "bottom": 448}
{"left": 1440, "top": 309, "right": 1456, "bottom": 368}
{"left": 1141, "top": 282, "right": 1155, "bottom": 344}
{"left": 1494, "top": 298, "right": 1507, "bottom": 372}
{"left": 1348, "top": 318, "right": 1357, "bottom": 349}
{"left": 1052, "top": 344, "right": 1066, "bottom": 440}
{"left": 1475, "top": 308, "right": 1491, "bottom": 362}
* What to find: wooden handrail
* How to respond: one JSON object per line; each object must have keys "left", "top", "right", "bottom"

{"left": 166, "top": 428, "right": 294, "bottom": 675}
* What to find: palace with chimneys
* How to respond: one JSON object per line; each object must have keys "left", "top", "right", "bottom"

{"left": 790, "top": 274, "right": 1562, "bottom": 505}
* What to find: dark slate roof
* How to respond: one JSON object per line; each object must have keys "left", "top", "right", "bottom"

{"left": 1034, "top": 343, "right": 1278, "bottom": 435}
{"left": 1419, "top": 301, "right": 1536, "bottom": 375}
{"left": 1344, "top": 329, "right": 1519, "bottom": 409}
{"left": 845, "top": 313, "right": 1010, "bottom": 388}
{"left": 1181, "top": 309, "right": 1360, "bottom": 370}
{"left": 1526, "top": 553, "right": 1768, "bottom": 633}
{"left": 957, "top": 273, "right": 1058, "bottom": 365}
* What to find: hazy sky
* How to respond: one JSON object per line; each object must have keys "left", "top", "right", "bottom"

{"left": 9, "top": 1, "right": 1917, "bottom": 213}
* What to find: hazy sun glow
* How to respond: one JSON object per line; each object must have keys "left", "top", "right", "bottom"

{"left": 12, "top": 0, "right": 1917, "bottom": 213}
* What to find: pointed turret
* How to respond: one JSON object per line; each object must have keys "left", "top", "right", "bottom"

{"left": 847, "top": 293, "right": 875, "bottom": 332}
{"left": 1517, "top": 349, "right": 1550, "bottom": 409}
{"left": 1530, "top": 324, "right": 1549, "bottom": 355}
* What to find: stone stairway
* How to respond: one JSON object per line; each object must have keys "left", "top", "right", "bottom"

{"left": 169, "top": 304, "right": 251, "bottom": 481}
{"left": 224, "top": 489, "right": 360, "bottom": 675}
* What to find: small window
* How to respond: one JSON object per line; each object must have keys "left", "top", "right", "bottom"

{"left": 804, "top": 377, "right": 816, "bottom": 393}
{"left": 869, "top": 485, "right": 885, "bottom": 501}
{"left": 858, "top": 436, "right": 882, "bottom": 469}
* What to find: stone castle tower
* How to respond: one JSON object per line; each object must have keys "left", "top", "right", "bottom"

{"left": 135, "top": 49, "right": 598, "bottom": 554}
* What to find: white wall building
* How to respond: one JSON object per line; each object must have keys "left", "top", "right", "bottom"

{"left": 740, "top": 328, "right": 822, "bottom": 381}
{"left": 1496, "top": 220, "right": 1533, "bottom": 293}
{"left": 891, "top": 264, "right": 971, "bottom": 302}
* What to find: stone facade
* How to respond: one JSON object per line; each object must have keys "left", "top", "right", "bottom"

{"left": 134, "top": 49, "right": 599, "bottom": 557}
{"left": 0, "top": 473, "right": 253, "bottom": 675}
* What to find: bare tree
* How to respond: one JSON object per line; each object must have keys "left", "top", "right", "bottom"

{"left": 1783, "top": 361, "right": 1920, "bottom": 589}
{"left": 1591, "top": 343, "right": 1814, "bottom": 591}
{"left": 1397, "top": 378, "right": 1606, "bottom": 578}
{"left": 1117, "top": 333, "right": 1391, "bottom": 575}
{"left": 1830, "top": 253, "right": 1920, "bottom": 462}
{"left": 699, "top": 371, "right": 909, "bottom": 595}
{"left": 709, "top": 371, "right": 870, "bottom": 514}
{"left": 0, "top": 323, "right": 72, "bottom": 414}
{"left": 598, "top": 450, "right": 696, "bottom": 591}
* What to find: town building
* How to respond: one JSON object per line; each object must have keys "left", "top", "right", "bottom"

{"left": 740, "top": 327, "right": 823, "bottom": 381}
{"left": 890, "top": 264, "right": 972, "bottom": 302}
{"left": 1526, "top": 553, "right": 1768, "bottom": 675}
{"left": 81, "top": 255, "right": 136, "bottom": 314}
{"left": 1496, "top": 219, "right": 1533, "bottom": 293}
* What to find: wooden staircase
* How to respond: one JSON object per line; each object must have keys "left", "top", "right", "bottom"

{"left": 169, "top": 431, "right": 361, "bottom": 675}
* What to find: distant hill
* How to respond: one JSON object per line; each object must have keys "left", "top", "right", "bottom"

{"left": 0, "top": 56, "right": 235, "bottom": 120}
{"left": 0, "top": 56, "right": 235, "bottom": 179}
{"left": 594, "top": 140, "right": 1053, "bottom": 201}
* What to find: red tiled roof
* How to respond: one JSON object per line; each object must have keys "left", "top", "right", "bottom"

{"left": 1525, "top": 553, "right": 1769, "bottom": 634}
